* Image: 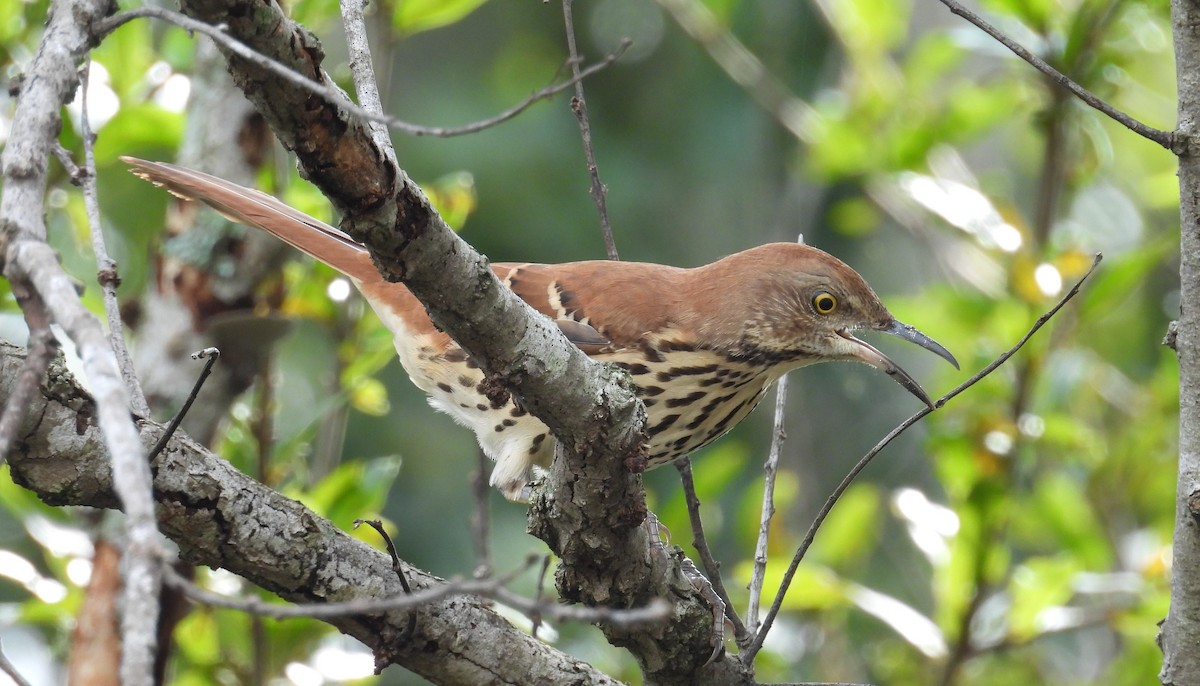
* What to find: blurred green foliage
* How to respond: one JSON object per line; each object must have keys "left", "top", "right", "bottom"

{"left": 0, "top": 0, "right": 1182, "bottom": 684}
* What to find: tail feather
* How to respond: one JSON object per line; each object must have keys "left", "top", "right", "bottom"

{"left": 121, "top": 157, "right": 381, "bottom": 285}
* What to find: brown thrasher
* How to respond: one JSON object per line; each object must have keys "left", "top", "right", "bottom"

{"left": 123, "top": 157, "right": 957, "bottom": 500}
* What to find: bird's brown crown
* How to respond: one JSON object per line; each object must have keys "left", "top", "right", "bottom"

{"left": 674, "top": 243, "right": 895, "bottom": 364}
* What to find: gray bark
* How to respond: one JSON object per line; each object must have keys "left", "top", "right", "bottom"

{"left": 1, "top": 341, "right": 622, "bottom": 685}
{"left": 1163, "top": 0, "right": 1200, "bottom": 682}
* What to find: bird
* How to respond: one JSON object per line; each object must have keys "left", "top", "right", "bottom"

{"left": 122, "top": 157, "right": 958, "bottom": 501}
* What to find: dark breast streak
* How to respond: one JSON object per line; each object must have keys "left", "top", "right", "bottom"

{"left": 604, "top": 346, "right": 807, "bottom": 468}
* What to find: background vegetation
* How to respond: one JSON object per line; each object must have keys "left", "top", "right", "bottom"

{"left": 0, "top": 0, "right": 1180, "bottom": 683}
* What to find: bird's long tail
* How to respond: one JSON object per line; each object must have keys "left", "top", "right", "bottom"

{"left": 121, "top": 157, "right": 382, "bottom": 286}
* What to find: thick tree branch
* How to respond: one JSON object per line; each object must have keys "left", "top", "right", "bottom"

{"left": 0, "top": 341, "right": 622, "bottom": 686}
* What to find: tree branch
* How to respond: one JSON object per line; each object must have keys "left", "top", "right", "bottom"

{"left": 0, "top": 341, "right": 625, "bottom": 685}
{"left": 561, "top": 0, "right": 620, "bottom": 260}
{"left": 935, "top": 0, "right": 1178, "bottom": 150}
{"left": 1160, "top": 0, "right": 1200, "bottom": 679}
{"left": 79, "top": 61, "right": 149, "bottom": 417}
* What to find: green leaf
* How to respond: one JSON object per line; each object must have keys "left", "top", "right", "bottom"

{"left": 290, "top": 456, "right": 402, "bottom": 527}
{"left": 394, "top": 0, "right": 491, "bottom": 35}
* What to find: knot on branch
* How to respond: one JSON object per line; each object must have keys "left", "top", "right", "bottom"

{"left": 476, "top": 373, "right": 511, "bottom": 409}
{"left": 623, "top": 442, "right": 649, "bottom": 474}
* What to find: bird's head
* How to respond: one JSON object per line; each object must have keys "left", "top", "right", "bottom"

{"left": 733, "top": 244, "right": 959, "bottom": 408}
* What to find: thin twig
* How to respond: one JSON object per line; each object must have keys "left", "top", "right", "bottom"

{"left": 935, "top": 0, "right": 1175, "bottom": 150}
{"left": 968, "top": 606, "right": 1124, "bottom": 656}
{"left": 52, "top": 142, "right": 81, "bottom": 179}
{"left": 337, "top": 0, "right": 393, "bottom": 156}
{"left": 355, "top": 519, "right": 414, "bottom": 595}
{"left": 744, "top": 253, "right": 1104, "bottom": 662}
{"left": 675, "top": 459, "right": 749, "bottom": 643}
{"left": 147, "top": 348, "right": 220, "bottom": 462}
{"left": 561, "top": 0, "right": 621, "bottom": 260}
{"left": 0, "top": 640, "right": 33, "bottom": 686}
{"left": 251, "top": 363, "right": 274, "bottom": 485}
{"left": 747, "top": 373, "right": 787, "bottom": 639}
{"left": 530, "top": 555, "right": 553, "bottom": 639}
{"left": 0, "top": 294, "right": 57, "bottom": 465}
{"left": 80, "top": 62, "right": 149, "bottom": 417}
{"left": 355, "top": 519, "right": 417, "bottom": 638}
{"left": 470, "top": 447, "right": 493, "bottom": 579}
{"left": 162, "top": 556, "right": 671, "bottom": 626}
{"left": 95, "top": 7, "right": 627, "bottom": 139}
{"left": 939, "top": 577, "right": 990, "bottom": 686}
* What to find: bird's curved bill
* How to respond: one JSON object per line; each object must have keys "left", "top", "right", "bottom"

{"left": 837, "top": 321, "right": 958, "bottom": 410}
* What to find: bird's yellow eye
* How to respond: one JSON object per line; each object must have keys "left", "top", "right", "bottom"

{"left": 812, "top": 291, "right": 837, "bottom": 314}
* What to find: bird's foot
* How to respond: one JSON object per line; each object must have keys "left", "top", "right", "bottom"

{"left": 642, "top": 512, "right": 725, "bottom": 664}
{"left": 680, "top": 555, "right": 726, "bottom": 664}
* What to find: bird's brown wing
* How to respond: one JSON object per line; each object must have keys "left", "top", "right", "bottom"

{"left": 493, "top": 261, "right": 688, "bottom": 352}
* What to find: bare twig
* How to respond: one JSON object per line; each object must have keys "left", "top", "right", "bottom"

{"left": 0, "top": 295, "right": 56, "bottom": 465}
{"left": 744, "top": 253, "right": 1104, "bottom": 662}
{"left": 0, "top": 640, "right": 33, "bottom": 686}
{"left": 95, "top": 7, "right": 626, "bottom": 139}
{"left": 561, "top": 0, "right": 621, "bottom": 260}
{"left": 968, "top": 605, "right": 1126, "bottom": 656}
{"left": 80, "top": 61, "right": 149, "bottom": 417}
{"left": 51, "top": 142, "right": 81, "bottom": 179}
{"left": 935, "top": 0, "right": 1175, "bottom": 150}
{"left": 355, "top": 519, "right": 414, "bottom": 595}
{"left": 337, "top": 0, "right": 393, "bottom": 156}
{"left": 162, "top": 556, "right": 671, "bottom": 627}
{"left": 249, "top": 362, "right": 274, "bottom": 684}
{"left": 746, "top": 373, "right": 787, "bottom": 640}
{"left": 530, "top": 555, "right": 553, "bottom": 639}
{"left": 675, "top": 459, "right": 749, "bottom": 643}
{"left": 470, "top": 447, "right": 493, "bottom": 579}
{"left": 251, "top": 362, "right": 274, "bottom": 485}
{"left": 355, "top": 519, "right": 417, "bottom": 638}
{"left": 147, "top": 348, "right": 220, "bottom": 462}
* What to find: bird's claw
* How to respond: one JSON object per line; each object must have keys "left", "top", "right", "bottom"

{"left": 680, "top": 556, "right": 726, "bottom": 665}
{"left": 643, "top": 514, "right": 725, "bottom": 663}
